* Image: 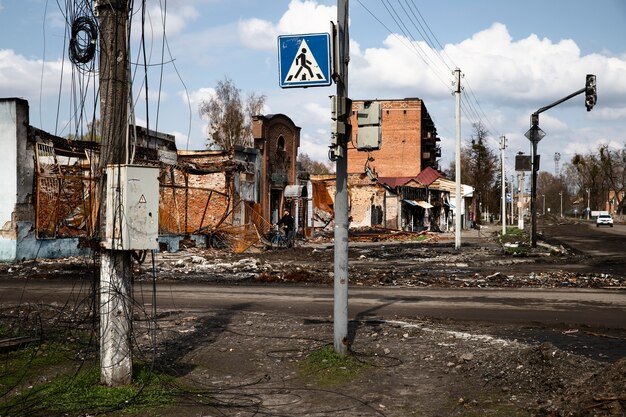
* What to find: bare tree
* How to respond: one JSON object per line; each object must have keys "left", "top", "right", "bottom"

{"left": 199, "top": 77, "right": 266, "bottom": 150}
{"left": 459, "top": 122, "right": 499, "bottom": 222}
{"left": 568, "top": 144, "right": 626, "bottom": 216}
{"left": 599, "top": 145, "right": 625, "bottom": 215}
{"left": 298, "top": 153, "right": 332, "bottom": 175}
{"left": 537, "top": 171, "right": 570, "bottom": 215}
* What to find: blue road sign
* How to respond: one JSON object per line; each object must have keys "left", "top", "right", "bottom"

{"left": 278, "top": 33, "right": 332, "bottom": 88}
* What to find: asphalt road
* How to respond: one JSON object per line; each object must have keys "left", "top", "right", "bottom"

{"left": 539, "top": 217, "right": 626, "bottom": 258}
{"left": 2, "top": 279, "right": 624, "bottom": 330}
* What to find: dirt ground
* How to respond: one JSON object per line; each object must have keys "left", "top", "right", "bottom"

{"left": 136, "top": 308, "right": 625, "bottom": 417}
{"left": 1, "top": 224, "right": 625, "bottom": 416}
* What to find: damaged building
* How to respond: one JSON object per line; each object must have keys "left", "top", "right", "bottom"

{"left": 0, "top": 97, "right": 303, "bottom": 261}
{"left": 311, "top": 98, "right": 474, "bottom": 233}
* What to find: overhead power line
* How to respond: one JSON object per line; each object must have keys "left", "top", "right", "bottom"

{"left": 355, "top": 0, "right": 502, "bottom": 140}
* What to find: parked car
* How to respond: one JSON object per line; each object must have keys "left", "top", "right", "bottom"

{"left": 596, "top": 213, "right": 614, "bottom": 227}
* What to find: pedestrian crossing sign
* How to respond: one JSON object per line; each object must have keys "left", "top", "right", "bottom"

{"left": 278, "top": 33, "right": 332, "bottom": 88}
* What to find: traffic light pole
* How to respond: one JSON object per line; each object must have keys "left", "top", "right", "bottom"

{"left": 528, "top": 75, "right": 595, "bottom": 248}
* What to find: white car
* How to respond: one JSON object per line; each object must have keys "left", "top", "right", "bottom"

{"left": 596, "top": 214, "right": 614, "bottom": 227}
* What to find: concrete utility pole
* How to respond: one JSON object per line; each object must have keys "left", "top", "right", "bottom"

{"left": 517, "top": 172, "right": 524, "bottom": 230}
{"left": 97, "top": 0, "right": 133, "bottom": 386}
{"left": 454, "top": 68, "right": 462, "bottom": 249}
{"left": 333, "top": 0, "right": 350, "bottom": 355}
{"left": 500, "top": 136, "right": 506, "bottom": 236}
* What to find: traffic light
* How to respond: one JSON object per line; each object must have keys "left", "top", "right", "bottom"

{"left": 585, "top": 74, "right": 596, "bottom": 111}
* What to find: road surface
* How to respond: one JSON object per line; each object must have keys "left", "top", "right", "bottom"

{"left": 1, "top": 279, "right": 624, "bottom": 329}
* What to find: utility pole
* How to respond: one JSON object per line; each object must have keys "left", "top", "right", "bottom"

{"left": 500, "top": 136, "right": 506, "bottom": 236}
{"left": 454, "top": 68, "right": 462, "bottom": 249}
{"left": 517, "top": 171, "right": 524, "bottom": 230}
{"left": 587, "top": 188, "right": 591, "bottom": 220}
{"left": 97, "top": 0, "right": 133, "bottom": 386}
{"left": 333, "top": 0, "right": 350, "bottom": 355}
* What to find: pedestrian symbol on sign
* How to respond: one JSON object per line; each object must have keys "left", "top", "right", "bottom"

{"left": 285, "top": 40, "right": 326, "bottom": 83}
{"left": 278, "top": 33, "right": 331, "bottom": 88}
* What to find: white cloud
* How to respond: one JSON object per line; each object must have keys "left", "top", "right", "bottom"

{"left": 184, "top": 87, "right": 216, "bottom": 114}
{"left": 300, "top": 132, "right": 331, "bottom": 161}
{"left": 147, "top": 2, "right": 199, "bottom": 37}
{"left": 593, "top": 106, "right": 626, "bottom": 121}
{"left": 0, "top": 49, "right": 66, "bottom": 99}
{"left": 238, "top": 0, "right": 336, "bottom": 51}
{"left": 303, "top": 101, "right": 328, "bottom": 124}
{"left": 347, "top": 22, "right": 626, "bottom": 112}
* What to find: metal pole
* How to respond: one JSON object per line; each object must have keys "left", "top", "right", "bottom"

{"left": 560, "top": 192, "right": 563, "bottom": 218}
{"left": 531, "top": 140, "right": 538, "bottom": 247}
{"left": 587, "top": 188, "right": 590, "bottom": 220}
{"left": 97, "top": 0, "right": 133, "bottom": 386}
{"left": 333, "top": 0, "right": 349, "bottom": 355}
{"left": 454, "top": 68, "right": 462, "bottom": 249}
{"left": 500, "top": 136, "right": 506, "bottom": 236}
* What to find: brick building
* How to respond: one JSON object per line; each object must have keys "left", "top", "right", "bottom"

{"left": 310, "top": 98, "right": 475, "bottom": 233}
{"left": 347, "top": 98, "right": 440, "bottom": 177}
{"left": 252, "top": 114, "right": 301, "bottom": 225}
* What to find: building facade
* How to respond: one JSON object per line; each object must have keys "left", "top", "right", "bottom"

{"left": 347, "top": 98, "right": 440, "bottom": 177}
{"left": 252, "top": 114, "right": 301, "bottom": 225}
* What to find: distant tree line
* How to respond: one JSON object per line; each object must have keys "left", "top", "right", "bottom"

{"left": 446, "top": 121, "right": 625, "bottom": 220}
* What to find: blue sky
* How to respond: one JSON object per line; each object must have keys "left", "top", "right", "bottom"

{"left": 1, "top": 0, "right": 625, "bottom": 176}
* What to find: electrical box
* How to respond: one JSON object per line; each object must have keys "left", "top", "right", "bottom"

{"left": 357, "top": 126, "right": 382, "bottom": 150}
{"left": 356, "top": 101, "right": 382, "bottom": 151}
{"left": 103, "top": 164, "right": 159, "bottom": 250}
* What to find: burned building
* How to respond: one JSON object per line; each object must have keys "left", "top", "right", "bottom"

{"left": 0, "top": 97, "right": 304, "bottom": 260}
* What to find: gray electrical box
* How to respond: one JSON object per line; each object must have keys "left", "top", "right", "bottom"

{"left": 356, "top": 101, "right": 381, "bottom": 151}
{"left": 103, "top": 164, "right": 160, "bottom": 250}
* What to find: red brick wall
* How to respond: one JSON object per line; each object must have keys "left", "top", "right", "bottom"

{"left": 159, "top": 167, "right": 230, "bottom": 234}
{"left": 347, "top": 99, "right": 424, "bottom": 178}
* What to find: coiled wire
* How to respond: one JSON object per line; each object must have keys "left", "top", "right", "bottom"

{"left": 69, "top": 15, "right": 98, "bottom": 65}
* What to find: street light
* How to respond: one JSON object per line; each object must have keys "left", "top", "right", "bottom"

{"left": 559, "top": 192, "right": 563, "bottom": 218}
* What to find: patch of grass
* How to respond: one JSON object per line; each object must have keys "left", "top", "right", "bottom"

{"left": 299, "top": 345, "right": 368, "bottom": 387}
{"left": 1, "top": 363, "right": 176, "bottom": 417}
{"left": 0, "top": 341, "right": 69, "bottom": 390}
{"left": 409, "top": 234, "right": 430, "bottom": 242}
{"left": 499, "top": 227, "right": 525, "bottom": 242}
{"left": 0, "top": 323, "right": 11, "bottom": 338}
{"left": 503, "top": 245, "right": 530, "bottom": 255}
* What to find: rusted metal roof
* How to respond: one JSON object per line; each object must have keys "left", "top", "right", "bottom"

{"left": 379, "top": 167, "right": 443, "bottom": 189}
{"left": 414, "top": 166, "right": 443, "bottom": 186}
